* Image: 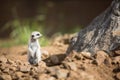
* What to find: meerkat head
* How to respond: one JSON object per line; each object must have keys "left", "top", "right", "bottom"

{"left": 31, "top": 31, "right": 42, "bottom": 40}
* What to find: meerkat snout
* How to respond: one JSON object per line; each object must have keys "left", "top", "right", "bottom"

{"left": 28, "top": 31, "right": 42, "bottom": 65}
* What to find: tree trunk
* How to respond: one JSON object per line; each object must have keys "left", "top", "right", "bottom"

{"left": 66, "top": 0, "right": 120, "bottom": 55}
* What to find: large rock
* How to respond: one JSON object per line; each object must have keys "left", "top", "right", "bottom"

{"left": 66, "top": 0, "right": 120, "bottom": 55}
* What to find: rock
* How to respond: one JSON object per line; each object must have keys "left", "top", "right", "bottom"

{"left": 116, "top": 72, "right": 120, "bottom": 80}
{"left": 38, "top": 74, "right": 47, "bottom": 80}
{"left": 112, "top": 56, "right": 120, "bottom": 64}
{"left": 42, "top": 50, "right": 49, "bottom": 59}
{"left": 75, "top": 53, "right": 83, "bottom": 60}
{"left": 15, "top": 72, "right": 30, "bottom": 80}
{"left": 29, "top": 67, "right": 37, "bottom": 76}
{"left": 0, "top": 56, "right": 7, "bottom": 63}
{"left": 80, "top": 71, "right": 94, "bottom": 80}
{"left": 68, "top": 71, "right": 80, "bottom": 79}
{"left": 23, "top": 62, "right": 30, "bottom": 66}
{"left": 39, "top": 61, "right": 47, "bottom": 68}
{"left": 0, "top": 63, "right": 9, "bottom": 71}
{"left": 9, "top": 66, "right": 17, "bottom": 71}
{"left": 0, "top": 74, "right": 12, "bottom": 80}
{"left": 36, "top": 62, "right": 47, "bottom": 73}
{"left": 46, "top": 66, "right": 60, "bottom": 75}
{"left": 115, "top": 50, "right": 120, "bottom": 56}
{"left": 7, "top": 59, "right": 14, "bottom": 64}
{"left": 48, "top": 77, "right": 56, "bottom": 80}
{"left": 15, "top": 60, "right": 23, "bottom": 65}
{"left": 94, "top": 51, "right": 108, "bottom": 65}
{"left": 62, "top": 62, "right": 77, "bottom": 71}
{"left": 50, "top": 55, "right": 60, "bottom": 65}
{"left": 3, "top": 68, "right": 9, "bottom": 73}
{"left": 81, "top": 52, "right": 93, "bottom": 59}
{"left": 56, "top": 69, "right": 69, "bottom": 79}
{"left": 38, "top": 74, "right": 55, "bottom": 80}
{"left": 104, "top": 56, "right": 112, "bottom": 66}
{"left": 66, "top": 50, "right": 78, "bottom": 58}
{"left": 15, "top": 71, "right": 24, "bottom": 79}
{"left": 19, "top": 65, "right": 31, "bottom": 73}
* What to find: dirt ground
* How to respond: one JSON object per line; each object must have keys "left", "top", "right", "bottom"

{"left": 0, "top": 35, "right": 120, "bottom": 80}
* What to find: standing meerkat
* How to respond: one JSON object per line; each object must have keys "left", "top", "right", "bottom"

{"left": 28, "top": 31, "right": 42, "bottom": 65}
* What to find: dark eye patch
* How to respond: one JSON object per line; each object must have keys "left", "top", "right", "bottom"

{"left": 36, "top": 34, "right": 40, "bottom": 36}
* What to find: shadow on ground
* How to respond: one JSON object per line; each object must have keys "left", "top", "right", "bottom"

{"left": 43, "top": 53, "right": 66, "bottom": 67}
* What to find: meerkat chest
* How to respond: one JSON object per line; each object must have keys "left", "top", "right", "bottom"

{"left": 30, "top": 42, "right": 39, "bottom": 50}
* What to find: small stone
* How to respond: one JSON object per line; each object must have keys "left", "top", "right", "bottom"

{"left": 0, "top": 56, "right": 7, "bottom": 63}
{"left": 0, "top": 74, "right": 12, "bottom": 80}
{"left": 15, "top": 71, "right": 24, "bottom": 79}
{"left": 15, "top": 60, "right": 23, "bottom": 65}
{"left": 38, "top": 74, "right": 48, "bottom": 80}
{"left": 15, "top": 72, "right": 29, "bottom": 80}
{"left": 9, "top": 66, "right": 17, "bottom": 71}
{"left": 0, "top": 63, "right": 9, "bottom": 71}
{"left": 115, "top": 50, "right": 120, "bottom": 56}
{"left": 29, "top": 67, "right": 37, "bottom": 76}
{"left": 3, "top": 68, "right": 9, "bottom": 73}
{"left": 69, "top": 71, "right": 80, "bottom": 79}
{"left": 7, "top": 59, "right": 14, "bottom": 64}
{"left": 81, "top": 52, "right": 92, "bottom": 59}
{"left": 62, "top": 62, "right": 77, "bottom": 71}
{"left": 116, "top": 72, "right": 120, "bottom": 80}
{"left": 38, "top": 74, "right": 55, "bottom": 80}
{"left": 48, "top": 77, "right": 56, "bottom": 80}
{"left": 75, "top": 53, "right": 83, "bottom": 60}
{"left": 80, "top": 71, "right": 94, "bottom": 80}
{"left": 94, "top": 51, "right": 108, "bottom": 65}
{"left": 46, "top": 66, "right": 60, "bottom": 75}
{"left": 56, "top": 69, "right": 69, "bottom": 79}
{"left": 19, "top": 65, "right": 31, "bottom": 73}
{"left": 39, "top": 61, "right": 47, "bottom": 68}
{"left": 112, "top": 56, "right": 120, "bottom": 64}
{"left": 42, "top": 50, "right": 49, "bottom": 59}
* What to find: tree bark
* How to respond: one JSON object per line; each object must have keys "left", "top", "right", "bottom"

{"left": 66, "top": 0, "right": 120, "bottom": 55}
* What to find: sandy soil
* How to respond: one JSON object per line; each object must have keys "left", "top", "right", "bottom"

{"left": 0, "top": 36, "right": 120, "bottom": 80}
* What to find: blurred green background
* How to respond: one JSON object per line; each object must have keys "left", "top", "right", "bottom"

{"left": 0, "top": 0, "right": 112, "bottom": 47}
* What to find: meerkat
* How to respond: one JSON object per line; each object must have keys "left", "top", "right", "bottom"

{"left": 28, "top": 31, "right": 42, "bottom": 65}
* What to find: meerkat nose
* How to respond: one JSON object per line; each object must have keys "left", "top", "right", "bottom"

{"left": 31, "top": 35, "right": 34, "bottom": 38}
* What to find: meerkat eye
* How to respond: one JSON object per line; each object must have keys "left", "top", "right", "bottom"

{"left": 31, "top": 35, "right": 34, "bottom": 38}
{"left": 36, "top": 34, "right": 40, "bottom": 36}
